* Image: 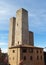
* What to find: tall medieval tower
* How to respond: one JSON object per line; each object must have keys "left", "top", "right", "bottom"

{"left": 15, "top": 8, "right": 29, "bottom": 45}
{"left": 8, "top": 8, "right": 44, "bottom": 65}
{"left": 8, "top": 8, "right": 34, "bottom": 48}
{"left": 8, "top": 17, "right": 16, "bottom": 47}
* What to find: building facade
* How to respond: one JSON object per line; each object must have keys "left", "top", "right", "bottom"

{"left": 44, "top": 52, "right": 46, "bottom": 65}
{"left": 8, "top": 8, "right": 44, "bottom": 65}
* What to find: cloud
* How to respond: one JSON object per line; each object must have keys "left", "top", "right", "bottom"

{"left": 44, "top": 48, "right": 46, "bottom": 52}
{"left": 34, "top": 40, "right": 46, "bottom": 48}
{"left": 0, "top": 23, "right": 9, "bottom": 31}
{"left": 0, "top": 42, "right": 7, "bottom": 46}
{"left": 0, "top": 31, "right": 8, "bottom": 44}
{"left": 0, "top": 42, "right": 8, "bottom": 53}
{"left": 0, "top": 0, "right": 19, "bottom": 20}
{"left": 1, "top": 48, "right": 8, "bottom": 53}
{"left": 0, "top": 0, "right": 19, "bottom": 31}
{"left": 29, "top": 9, "right": 46, "bottom": 33}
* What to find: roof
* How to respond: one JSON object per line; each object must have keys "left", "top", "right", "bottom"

{"left": 16, "top": 8, "right": 28, "bottom": 13}
{"left": 9, "top": 44, "right": 43, "bottom": 49}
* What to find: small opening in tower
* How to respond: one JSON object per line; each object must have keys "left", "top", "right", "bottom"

{"left": 13, "top": 50, "right": 15, "bottom": 53}
{"left": 18, "top": 41, "right": 19, "bottom": 44}
{"left": 17, "top": 23, "right": 18, "bottom": 26}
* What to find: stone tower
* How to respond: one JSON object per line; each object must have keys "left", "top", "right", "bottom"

{"left": 8, "top": 8, "right": 34, "bottom": 47}
{"left": 8, "top": 8, "right": 44, "bottom": 65}
{"left": 8, "top": 17, "right": 16, "bottom": 47}
{"left": 15, "top": 8, "right": 29, "bottom": 45}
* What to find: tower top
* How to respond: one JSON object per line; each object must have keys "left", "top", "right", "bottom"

{"left": 16, "top": 8, "right": 28, "bottom": 13}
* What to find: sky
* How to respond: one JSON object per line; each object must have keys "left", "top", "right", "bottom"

{"left": 0, "top": 0, "right": 46, "bottom": 52}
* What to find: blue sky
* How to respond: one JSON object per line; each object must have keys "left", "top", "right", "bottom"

{"left": 0, "top": 0, "right": 46, "bottom": 52}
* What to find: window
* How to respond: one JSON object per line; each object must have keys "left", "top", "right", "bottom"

{"left": 37, "top": 56, "right": 39, "bottom": 60}
{"left": 17, "top": 23, "right": 18, "bottom": 26}
{"left": 22, "top": 48, "right": 27, "bottom": 53}
{"left": 24, "top": 56, "right": 26, "bottom": 60}
{"left": 41, "top": 55, "right": 42, "bottom": 60}
{"left": 40, "top": 50, "right": 42, "bottom": 53}
{"left": 37, "top": 50, "right": 38, "bottom": 53}
{"left": 30, "top": 56, "right": 32, "bottom": 60}
{"left": 29, "top": 48, "right": 33, "bottom": 53}
{"left": 13, "top": 50, "right": 15, "bottom": 53}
